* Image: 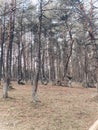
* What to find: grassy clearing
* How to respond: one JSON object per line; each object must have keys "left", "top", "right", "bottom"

{"left": 0, "top": 82, "right": 98, "bottom": 130}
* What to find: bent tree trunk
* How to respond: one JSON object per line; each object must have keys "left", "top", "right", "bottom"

{"left": 32, "top": 0, "right": 42, "bottom": 102}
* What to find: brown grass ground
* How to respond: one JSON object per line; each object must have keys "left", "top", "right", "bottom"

{"left": 0, "top": 82, "right": 98, "bottom": 130}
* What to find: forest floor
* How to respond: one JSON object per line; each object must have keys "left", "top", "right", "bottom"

{"left": 0, "top": 82, "right": 98, "bottom": 130}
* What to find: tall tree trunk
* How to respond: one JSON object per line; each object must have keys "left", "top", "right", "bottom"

{"left": 9, "top": 0, "right": 16, "bottom": 78}
{"left": 0, "top": 3, "right": 6, "bottom": 84}
{"left": 22, "top": 40, "right": 27, "bottom": 82}
{"left": 3, "top": 0, "right": 15, "bottom": 98}
{"left": 17, "top": 38, "right": 22, "bottom": 83}
{"left": 63, "top": 22, "right": 74, "bottom": 79}
{"left": 17, "top": 9, "right": 24, "bottom": 84}
{"left": 32, "top": 0, "right": 42, "bottom": 102}
{"left": 84, "top": 45, "right": 88, "bottom": 87}
{"left": 0, "top": 27, "right": 3, "bottom": 85}
{"left": 48, "top": 30, "right": 55, "bottom": 83}
{"left": 3, "top": 26, "right": 11, "bottom": 98}
{"left": 3, "top": 46, "right": 10, "bottom": 98}
{"left": 30, "top": 31, "right": 33, "bottom": 81}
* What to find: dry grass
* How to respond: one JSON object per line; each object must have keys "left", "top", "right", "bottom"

{"left": 0, "top": 82, "right": 98, "bottom": 130}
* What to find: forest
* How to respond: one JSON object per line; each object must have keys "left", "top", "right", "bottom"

{"left": 0, "top": 0, "right": 98, "bottom": 100}
{"left": 0, "top": 0, "right": 98, "bottom": 130}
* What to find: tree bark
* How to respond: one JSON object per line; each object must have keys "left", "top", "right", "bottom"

{"left": 32, "top": 0, "right": 42, "bottom": 102}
